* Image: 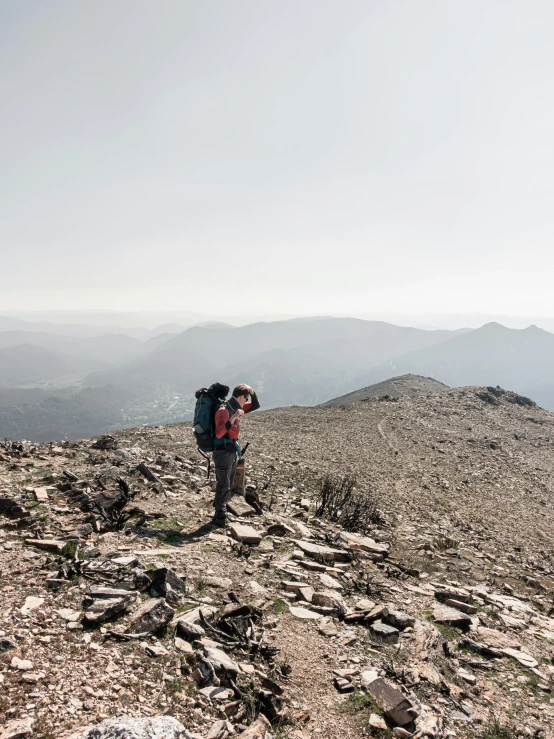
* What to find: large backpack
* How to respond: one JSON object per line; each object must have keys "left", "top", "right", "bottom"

{"left": 192, "top": 383, "right": 229, "bottom": 453}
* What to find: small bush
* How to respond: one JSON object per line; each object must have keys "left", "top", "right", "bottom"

{"left": 315, "top": 474, "right": 383, "bottom": 532}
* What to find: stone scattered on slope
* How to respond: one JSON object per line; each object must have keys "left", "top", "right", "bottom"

{"left": 289, "top": 605, "right": 323, "bottom": 620}
{"left": 292, "top": 539, "right": 349, "bottom": 562}
{"left": 203, "top": 645, "right": 239, "bottom": 673}
{"left": 230, "top": 523, "right": 262, "bottom": 545}
{"left": 475, "top": 627, "right": 521, "bottom": 650}
{"left": 84, "top": 596, "right": 133, "bottom": 626}
{"left": 0, "top": 719, "right": 33, "bottom": 739}
{"left": 339, "top": 531, "right": 389, "bottom": 555}
{"left": 433, "top": 604, "right": 472, "bottom": 628}
{"left": 369, "top": 621, "right": 400, "bottom": 644}
{"left": 20, "top": 595, "right": 44, "bottom": 614}
{"left": 71, "top": 715, "right": 187, "bottom": 738}
{"left": 500, "top": 648, "right": 538, "bottom": 668}
{"left": 227, "top": 497, "right": 257, "bottom": 517}
{"left": 128, "top": 598, "right": 175, "bottom": 633}
{"left": 365, "top": 677, "right": 419, "bottom": 726}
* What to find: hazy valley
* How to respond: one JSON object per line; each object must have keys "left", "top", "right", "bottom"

{"left": 0, "top": 315, "right": 553, "bottom": 442}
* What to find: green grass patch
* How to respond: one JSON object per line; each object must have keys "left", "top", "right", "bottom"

{"left": 175, "top": 603, "right": 197, "bottom": 615}
{"left": 272, "top": 597, "right": 288, "bottom": 615}
{"left": 433, "top": 621, "right": 460, "bottom": 640}
{"left": 340, "top": 692, "right": 389, "bottom": 733}
{"left": 151, "top": 517, "right": 182, "bottom": 532}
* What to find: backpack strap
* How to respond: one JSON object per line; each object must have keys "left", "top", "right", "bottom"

{"left": 213, "top": 402, "right": 234, "bottom": 448}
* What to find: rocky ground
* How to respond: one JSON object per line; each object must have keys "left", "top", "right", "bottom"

{"left": 321, "top": 373, "right": 448, "bottom": 406}
{"left": 1, "top": 385, "right": 554, "bottom": 739}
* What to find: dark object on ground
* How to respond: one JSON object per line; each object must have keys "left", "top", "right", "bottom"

{"left": 315, "top": 474, "right": 382, "bottom": 532}
{"left": 91, "top": 478, "right": 139, "bottom": 531}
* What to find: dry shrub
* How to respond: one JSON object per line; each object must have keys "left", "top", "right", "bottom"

{"left": 315, "top": 474, "right": 382, "bottom": 533}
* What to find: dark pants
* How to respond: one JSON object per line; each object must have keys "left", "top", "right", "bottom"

{"left": 213, "top": 448, "right": 237, "bottom": 519}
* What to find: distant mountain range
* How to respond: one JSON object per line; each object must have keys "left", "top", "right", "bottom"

{"left": 0, "top": 316, "right": 553, "bottom": 440}
{"left": 355, "top": 322, "right": 554, "bottom": 410}
{"left": 83, "top": 318, "right": 462, "bottom": 406}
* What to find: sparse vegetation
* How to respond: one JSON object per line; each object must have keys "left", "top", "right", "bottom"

{"left": 315, "top": 474, "right": 383, "bottom": 532}
{"left": 479, "top": 716, "right": 526, "bottom": 738}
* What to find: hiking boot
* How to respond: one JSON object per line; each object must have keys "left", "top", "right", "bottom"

{"left": 209, "top": 516, "right": 228, "bottom": 528}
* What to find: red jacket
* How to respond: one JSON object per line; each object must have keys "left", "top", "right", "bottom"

{"left": 215, "top": 394, "right": 260, "bottom": 441}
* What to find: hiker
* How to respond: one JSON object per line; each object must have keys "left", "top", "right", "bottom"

{"left": 212, "top": 383, "right": 260, "bottom": 526}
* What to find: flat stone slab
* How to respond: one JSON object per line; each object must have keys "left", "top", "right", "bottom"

{"left": 88, "top": 586, "right": 135, "bottom": 599}
{"left": 24, "top": 538, "right": 65, "bottom": 553}
{"left": 56, "top": 608, "right": 82, "bottom": 622}
{"left": 133, "top": 549, "right": 177, "bottom": 557}
{"left": 20, "top": 596, "right": 44, "bottom": 615}
{"left": 292, "top": 539, "right": 349, "bottom": 562}
{"left": 365, "top": 677, "right": 419, "bottom": 726}
{"left": 433, "top": 605, "right": 472, "bottom": 627}
{"left": 289, "top": 605, "right": 323, "bottom": 620}
{"left": 230, "top": 523, "right": 262, "bottom": 545}
{"left": 33, "top": 487, "right": 50, "bottom": 503}
{"left": 369, "top": 621, "right": 400, "bottom": 644}
{"left": 227, "top": 497, "right": 257, "bottom": 517}
{"left": 445, "top": 598, "right": 477, "bottom": 614}
{"left": 339, "top": 531, "right": 389, "bottom": 555}
{"left": 319, "top": 573, "right": 343, "bottom": 590}
{"left": 203, "top": 645, "right": 239, "bottom": 673}
{"left": 84, "top": 596, "right": 133, "bottom": 625}
{"left": 476, "top": 627, "right": 521, "bottom": 650}
{"left": 500, "top": 647, "right": 538, "bottom": 668}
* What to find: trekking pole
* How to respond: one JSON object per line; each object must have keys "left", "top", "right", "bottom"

{"left": 240, "top": 442, "right": 250, "bottom": 458}
{"left": 199, "top": 450, "right": 212, "bottom": 479}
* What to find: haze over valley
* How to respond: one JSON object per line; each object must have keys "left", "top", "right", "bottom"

{"left": 0, "top": 312, "right": 552, "bottom": 441}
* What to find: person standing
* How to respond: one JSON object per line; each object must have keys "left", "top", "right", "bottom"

{"left": 211, "top": 383, "right": 260, "bottom": 526}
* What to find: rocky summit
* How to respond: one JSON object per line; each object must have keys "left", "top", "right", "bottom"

{"left": 1, "top": 385, "right": 554, "bottom": 739}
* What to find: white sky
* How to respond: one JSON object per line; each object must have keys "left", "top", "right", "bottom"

{"left": 2, "top": 0, "right": 554, "bottom": 316}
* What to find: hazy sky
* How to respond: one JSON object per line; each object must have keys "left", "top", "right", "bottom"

{"left": 2, "top": 1, "right": 554, "bottom": 316}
